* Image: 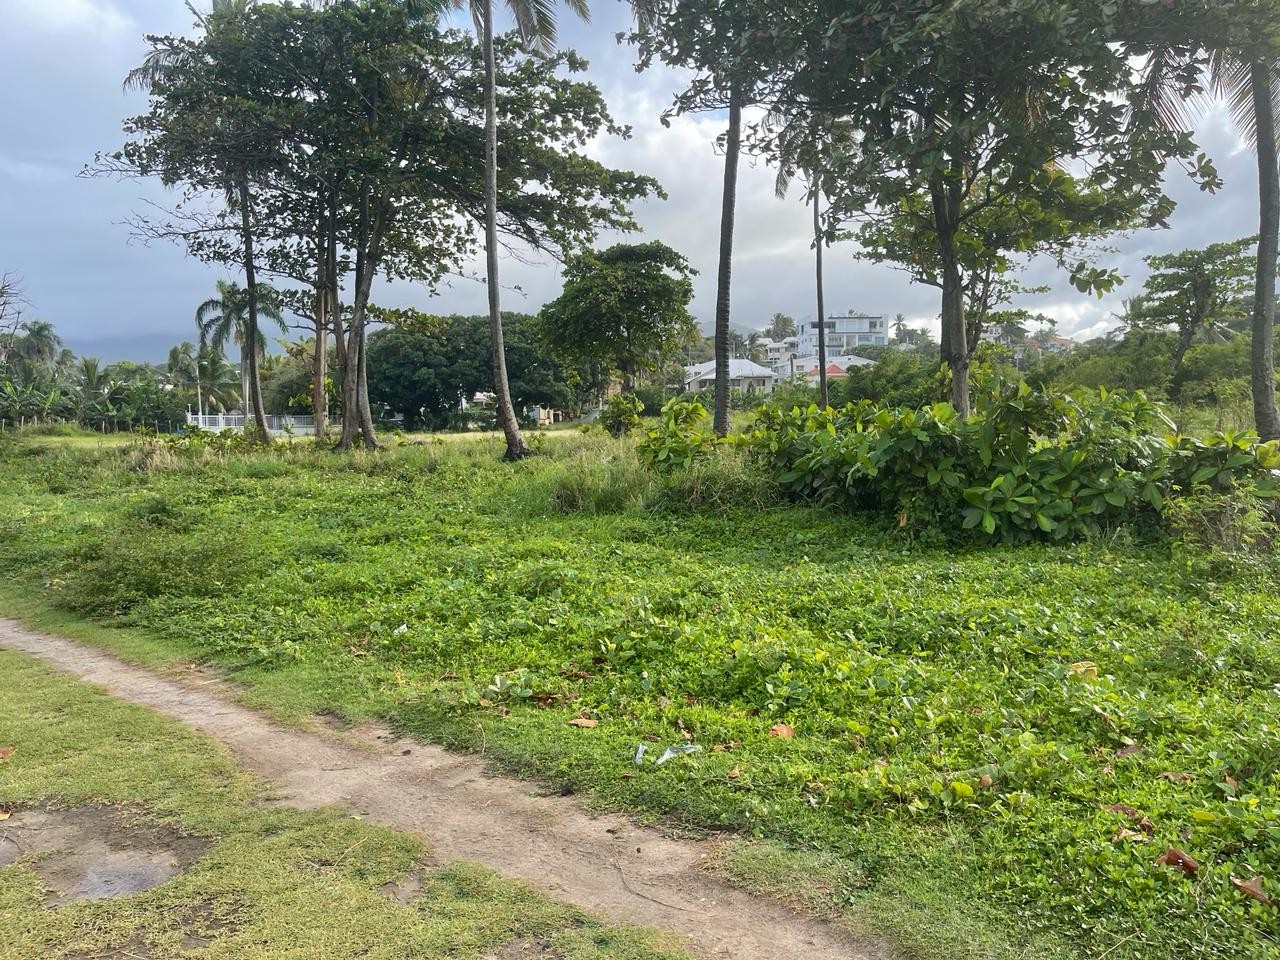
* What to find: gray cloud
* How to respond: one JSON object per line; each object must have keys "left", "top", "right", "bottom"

{"left": 0, "top": 1, "right": 1260, "bottom": 360}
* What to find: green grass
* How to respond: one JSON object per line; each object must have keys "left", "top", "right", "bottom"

{"left": 1, "top": 431, "right": 1278, "bottom": 959}
{"left": 0, "top": 648, "right": 691, "bottom": 960}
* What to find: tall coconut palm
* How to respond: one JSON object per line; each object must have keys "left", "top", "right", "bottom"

{"left": 195, "top": 280, "right": 286, "bottom": 413}
{"left": 1133, "top": 47, "right": 1280, "bottom": 439}
{"left": 451, "top": 0, "right": 589, "bottom": 460}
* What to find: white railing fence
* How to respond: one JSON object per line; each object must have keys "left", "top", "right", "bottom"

{"left": 186, "top": 413, "right": 316, "bottom": 436}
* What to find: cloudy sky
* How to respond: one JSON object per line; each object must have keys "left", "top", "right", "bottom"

{"left": 0, "top": 0, "right": 1262, "bottom": 361}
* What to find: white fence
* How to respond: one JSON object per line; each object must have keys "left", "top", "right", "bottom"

{"left": 186, "top": 413, "right": 316, "bottom": 437}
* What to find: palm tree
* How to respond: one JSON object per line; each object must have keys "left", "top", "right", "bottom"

{"left": 891, "top": 314, "right": 909, "bottom": 343}
{"left": 195, "top": 280, "right": 286, "bottom": 414}
{"left": 14, "top": 320, "right": 62, "bottom": 370}
{"left": 1134, "top": 47, "right": 1280, "bottom": 439}
{"left": 168, "top": 342, "right": 204, "bottom": 417}
{"left": 451, "top": 0, "right": 589, "bottom": 460}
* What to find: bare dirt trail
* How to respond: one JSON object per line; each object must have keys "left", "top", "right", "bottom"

{"left": 0, "top": 619, "right": 890, "bottom": 960}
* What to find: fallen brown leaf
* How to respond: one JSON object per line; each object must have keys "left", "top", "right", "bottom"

{"left": 0, "top": 805, "right": 10, "bottom": 821}
{"left": 1225, "top": 774, "right": 1239, "bottom": 793}
{"left": 1157, "top": 771, "right": 1196, "bottom": 784}
{"left": 727, "top": 768, "right": 741, "bottom": 780}
{"left": 1114, "top": 743, "right": 1142, "bottom": 758}
{"left": 0, "top": 747, "right": 13, "bottom": 761}
{"left": 769, "top": 723, "right": 794, "bottom": 738}
{"left": 711, "top": 742, "right": 740, "bottom": 752}
{"left": 567, "top": 717, "right": 599, "bottom": 729}
{"left": 978, "top": 774, "right": 994, "bottom": 788}
{"left": 1103, "top": 803, "right": 1143, "bottom": 820}
{"left": 1230, "top": 875, "right": 1275, "bottom": 907}
{"left": 1154, "top": 848, "right": 1199, "bottom": 875}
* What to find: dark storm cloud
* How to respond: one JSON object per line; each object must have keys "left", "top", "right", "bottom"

{"left": 0, "top": 0, "right": 1258, "bottom": 360}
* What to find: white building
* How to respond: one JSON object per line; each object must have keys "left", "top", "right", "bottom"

{"left": 683, "top": 359, "right": 776, "bottom": 394}
{"left": 797, "top": 313, "right": 889, "bottom": 356}
{"left": 764, "top": 337, "right": 802, "bottom": 378}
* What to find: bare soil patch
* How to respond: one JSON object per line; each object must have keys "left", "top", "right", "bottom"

{"left": 0, "top": 805, "right": 208, "bottom": 906}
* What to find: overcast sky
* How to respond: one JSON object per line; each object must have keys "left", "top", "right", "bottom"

{"left": 0, "top": 0, "right": 1262, "bottom": 361}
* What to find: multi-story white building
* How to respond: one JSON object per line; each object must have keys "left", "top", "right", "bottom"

{"left": 796, "top": 312, "right": 889, "bottom": 357}
{"left": 764, "top": 336, "right": 802, "bottom": 378}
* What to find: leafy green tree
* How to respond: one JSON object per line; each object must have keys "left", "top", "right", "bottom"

{"left": 734, "top": 1, "right": 1216, "bottom": 416}
{"left": 114, "top": 1, "right": 655, "bottom": 452}
{"left": 538, "top": 241, "right": 697, "bottom": 392}
{"left": 1124, "top": 238, "right": 1257, "bottom": 378}
{"left": 367, "top": 313, "right": 589, "bottom": 430}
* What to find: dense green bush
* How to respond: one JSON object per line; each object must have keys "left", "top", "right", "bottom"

{"left": 598, "top": 393, "right": 644, "bottom": 437}
{"left": 637, "top": 399, "right": 718, "bottom": 472}
{"left": 737, "top": 383, "right": 1279, "bottom": 541}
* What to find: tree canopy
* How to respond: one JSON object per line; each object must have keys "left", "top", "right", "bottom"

{"left": 538, "top": 241, "right": 698, "bottom": 391}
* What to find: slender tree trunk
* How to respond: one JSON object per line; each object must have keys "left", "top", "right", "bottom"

{"left": 357, "top": 317, "right": 376, "bottom": 445}
{"left": 482, "top": 0, "right": 529, "bottom": 460}
{"left": 237, "top": 170, "right": 271, "bottom": 443}
{"left": 713, "top": 89, "right": 742, "bottom": 438}
{"left": 311, "top": 239, "right": 329, "bottom": 440}
{"left": 813, "top": 188, "right": 828, "bottom": 408}
{"left": 312, "top": 302, "right": 328, "bottom": 439}
{"left": 1251, "top": 60, "right": 1280, "bottom": 441}
{"left": 931, "top": 174, "right": 969, "bottom": 417}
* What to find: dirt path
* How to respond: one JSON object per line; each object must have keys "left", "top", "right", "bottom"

{"left": 0, "top": 619, "right": 889, "bottom": 960}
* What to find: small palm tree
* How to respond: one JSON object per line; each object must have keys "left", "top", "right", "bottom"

{"left": 195, "top": 280, "right": 286, "bottom": 412}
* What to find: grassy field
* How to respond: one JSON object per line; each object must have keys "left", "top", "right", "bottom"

{"left": 0, "top": 646, "right": 690, "bottom": 960}
{"left": 1, "top": 428, "right": 1278, "bottom": 959}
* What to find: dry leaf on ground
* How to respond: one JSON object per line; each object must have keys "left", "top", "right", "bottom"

{"left": 1154, "top": 849, "right": 1199, "bottom": 875}
{"left": 769, "top": 724, "right": 794, "bottom": 738}
{"left": 567, "top": 717, "right": 599, "bottom": 729}
{"left": 0, "top": 747, "right": 14, "bottom": 761}
{"left": 1157, "top": 771, "right": 1196, "bottom": 784}
{"left": 1230, "top": 875, "right": 1274, "bottom": 907}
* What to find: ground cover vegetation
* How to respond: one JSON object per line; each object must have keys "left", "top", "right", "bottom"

{"left": 1, "top": 424, "right": 1278, "bottom": 959}
{"left": 0, "top": 647, "right": 692, "bottom": 960}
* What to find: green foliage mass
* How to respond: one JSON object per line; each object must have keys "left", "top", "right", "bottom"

{"left": 745, "top": 382, "right": 1279, "bottom": 542}
{"left": 2, "top": 432, "right": 1279, "bottom": 958}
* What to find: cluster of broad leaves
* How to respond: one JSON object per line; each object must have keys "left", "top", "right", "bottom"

{"left": 726, "top": 382, "right": 1280, "bottom": 540}
{"left": 2, "top": 434, "right": 1279, "bottom": 957}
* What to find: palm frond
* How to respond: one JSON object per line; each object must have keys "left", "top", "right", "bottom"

{"left": 1127, "top": 46, "right": 1199, "bottom": 134}
{"left": 1209, "top": 51, "right": 1280, "bottom": 152}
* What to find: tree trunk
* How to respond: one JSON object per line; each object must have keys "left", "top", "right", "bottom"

{"left": 1251, "top": 59, "right": 1280, "bottom": 440}
{"left": 813, "top": 188, "right": 828, "bottom": 408}
{"left": 237, "top": 170, "right": 271, "bottom": 443}
{"left": 713, "top": 89, "right": 743, "bottom": 438}
{"left": 482, "top": 0, "right": 529, "bottom": 461}
{"left": 312, "top": 301, "right": 328, "bottom": 439}
{"left": 931, "top": 174, "right": 969, "bottom": 417}
{"left": 357, "top": 316, "right": 377, "bottom": 446}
